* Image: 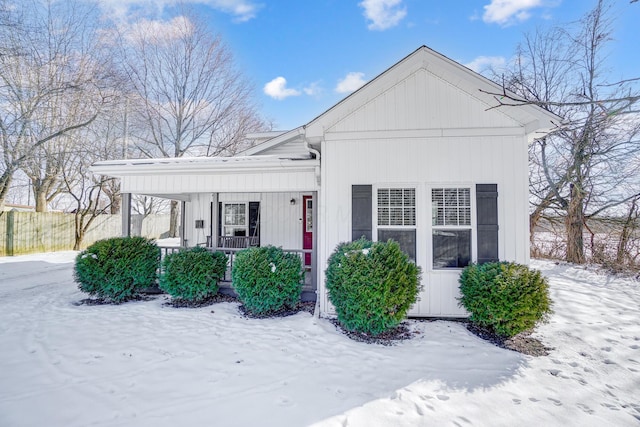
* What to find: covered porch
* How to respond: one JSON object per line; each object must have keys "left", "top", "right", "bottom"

{"left": 91, "top": 155, "right": 321, "bottom": 302}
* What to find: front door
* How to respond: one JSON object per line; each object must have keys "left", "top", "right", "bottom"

{"left": 303, "top": 195, "right": 313, "bottom": 266}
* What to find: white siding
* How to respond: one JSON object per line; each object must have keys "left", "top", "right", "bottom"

{"left": 328, "top": 68, "right": 515, "bottom": 133}
{"left": 121, "top": 170, "right": 318, "bottom": 195}
{"left": 184, "top": 194, "right": 213, "bottom": 247}
{"left": 260, "top": 192, "right": 305, "bottom": 250}
{"left": 319, "top": 134, "right": 529, "bottom": 317}
{"left": 256, "top": 139, "right": 311, "bottom": 158}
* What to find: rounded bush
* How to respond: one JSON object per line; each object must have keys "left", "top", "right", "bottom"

{"left": 231, "top": 246, "right": 303, "bottom": 315}
{"left": 160, "top": 247, "right": 227, "bottom": 302}
{"left": 458, "top": 262, "right": 552, "bottom": 337}
{"left": 74, "top": 236, "right": 159, "bottom": 302}
{"left": 325, "top": 238, "right": 422, "bottom": 336}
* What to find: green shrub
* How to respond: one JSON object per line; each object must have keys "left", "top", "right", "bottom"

{"left": 458, "top": 261, "right": 552, "bottom": 337}
{"left": 74, "top": 236, "right": 159, "bottom": 302}
{"left": 231, "top": 246, "right": 303, "bottom": 315}
{"left": 160, "top": 247, "right": 227, "bottom": 302}
{"left": 325, "top": 238, "right": 421, "bottom": 336}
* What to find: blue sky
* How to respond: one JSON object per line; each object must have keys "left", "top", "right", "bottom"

{"left": 99, "top": 0, "right": 640, "bottom": 130}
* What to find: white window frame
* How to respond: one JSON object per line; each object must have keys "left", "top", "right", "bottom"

{"left": 222, "top": 202, "right": 248, "bottom": 237}
{"left": 374, "top": 186, "right": 418, "bottom": 231}
{"left": 428, "top": 184, "right": 476, "bottom": 270}
{"left": 372, "top": 184, "right": 419, "bottom": 261}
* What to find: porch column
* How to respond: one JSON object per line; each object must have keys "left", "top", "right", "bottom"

{"left": 311, "top": 191, "right": 318, "bottom": 292}
{"left": 121, "top": 193, "right": 131, "bottom": 237}
{"left": 210, "top": 192, "right": 219, "bottom": 248}
{"left": 180, "top": 200, "right": 187, "bottom": 247}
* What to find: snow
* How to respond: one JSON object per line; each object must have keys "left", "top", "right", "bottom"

{"left": 1, "top": 253, "right": 639, "bottom": 426}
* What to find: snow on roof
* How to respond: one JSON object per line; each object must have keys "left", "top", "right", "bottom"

{"left": 91, "top": 154, "right": 318, "bottom": 177}
{"left": 94, "top": 154, "right": 311, "bottom": 167}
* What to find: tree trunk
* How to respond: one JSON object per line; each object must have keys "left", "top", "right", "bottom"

{"left": 34, "top": 190, "right": 48, "bottom": 212}
{"left": 73, "top": 212, "right": 84, "bottom": 250}
{"left": 0, "top": 170, "right": 14, "bottom": 210}
{"left": 169, "top": 200, "right": 179, "bottom": 238}
{"left": 566, "top": 183, "right": 586, "bottom": 264}
{"left": 110, "top": 193, "right": 121, "bottom": 214}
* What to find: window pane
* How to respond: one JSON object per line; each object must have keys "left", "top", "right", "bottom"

{"left": 433, "top": 229, "right": 471, "bottom": 268}
{"left": 378, "top": 229, "right": 416, "bottom": 262}
{"left": 390, "top": 189, "right": 403, "bottom": 206}
{"left": 224, "top": 203, "right": 246, "bottom": 226}
{"left": 378, "top": 206, "right": 389, "bottom": 225}
{"left": 404, "top": 188, "right": 415, "bottom": 206}
{"left": 389, "top": 207, "right": 403, "bottom": 225}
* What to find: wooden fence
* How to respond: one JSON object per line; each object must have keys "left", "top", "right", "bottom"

{"left": 0, "top": 212, "right": 171, "bottom": 256}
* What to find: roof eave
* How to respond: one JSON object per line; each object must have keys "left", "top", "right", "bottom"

{"left": 90, "top": 157, "right": 320, "bottom": 178}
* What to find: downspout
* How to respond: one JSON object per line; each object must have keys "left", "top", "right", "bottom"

{"left": 303, "top": 134, "right": 322, "bottom": 318}
{"left": 303, "top": 135, "right": 321, "bottom": 185}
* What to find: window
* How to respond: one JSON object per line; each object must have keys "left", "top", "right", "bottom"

{"left": 432, "top": 188, "right": 472, "bottom": 268}
{"left": 305, "top": 198, "right": 313, "bottom": 232}
{"left": 377, "top": 188, "right": 416, "bottom": 226}
{"left": 223, "top": 203, "right": 247, "bottom": 236}
{"left": 377, "top": 187, "right": 416, "bottom": 261}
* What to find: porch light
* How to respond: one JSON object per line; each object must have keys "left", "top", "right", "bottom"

{"left": 290, "top": 198, "right": 296, "bottom": 205}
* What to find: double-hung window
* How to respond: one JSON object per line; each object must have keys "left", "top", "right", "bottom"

{"left": 376, "top": 187, "right": 416, "bottom": 261}
{"left": 431, "top": 188, "right": 472, "bottom": 268}
{"left": 223, "top": 203, "right": 248, "bottom": 236}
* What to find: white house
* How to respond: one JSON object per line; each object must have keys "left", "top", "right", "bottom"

{"left": 92, "top": 46, "right": 559, "bottom": 317}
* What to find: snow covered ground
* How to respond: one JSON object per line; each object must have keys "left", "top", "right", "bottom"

{"left": 0, "top": 252, "right": 639, "bottom": 426}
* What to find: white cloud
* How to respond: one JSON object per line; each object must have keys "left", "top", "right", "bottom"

{"left": 263, "top": 77, "right": 301, "bottom": 100}
{"left": 95, "top": 0, "right": 259, "bottom": 23}
{"left": 335, "top": 72, "right": 367, "bottom": 94}
{"left": 482, "top": 0, "right": 544, "bottom": 26}
{"left": 359, "top": 0, "right": 407, "bottom": 31}
{"left": 303, "top": 81, "right": 323, "bottom": 96}
{"left": 464, "top": 56, "right": 506, "bottom": 73}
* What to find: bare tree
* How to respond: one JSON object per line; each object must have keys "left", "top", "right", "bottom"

{"left": 118, "top": 13, "right": 266, "bottom": 236}
{"left": 60, "top": 124, "right": 123, "bottom": 250}
{"left": 0, "top": 0, "right": 108, "bottom": 210}
{"left": 129, "top": 195, "right": 170, "bottom": 237}
{"left": 494, "top": 0, "right": 640, "bottom": 264}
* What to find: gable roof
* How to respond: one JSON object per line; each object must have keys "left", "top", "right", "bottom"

{"left": 235, "top": 46, "right": 562, "bottom": 157}
{"left": 239, "top": 127, "right": 305, "bottom": 156}
{"left": 302, "top": 45, "right": 560, "bottom": 143}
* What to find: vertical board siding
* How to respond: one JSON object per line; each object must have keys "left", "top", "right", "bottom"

{"left": 122, "top": 170, "right": 318, "bottom": 195}
{"left": 328, "top": 68, "right": 515, "bottom": 133}
{"left": 319, "top": 133, "right": 529, "bottom": 317}
{"left": 260, "top": 192, "right": 303, "bottom": 250}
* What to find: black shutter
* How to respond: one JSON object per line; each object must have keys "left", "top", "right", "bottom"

{"left": 249, "top": 202, "right": 260, "bottom": 244}
{"left": 352, "top": 185, "right": 372, "bottom": 241}
{"left": 476, "top": 184, "right": 499, "bottom": 264}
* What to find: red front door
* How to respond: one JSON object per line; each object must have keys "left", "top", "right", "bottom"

{"left": 303, "top": 195, "right": 313, "bottom": 266}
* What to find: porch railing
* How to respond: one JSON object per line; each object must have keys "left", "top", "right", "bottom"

{"left": 158, "top": 245, "right": 312, "bottom": 286}
{"left": 216, "top": 235, "right": 260, "bottom": 249}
